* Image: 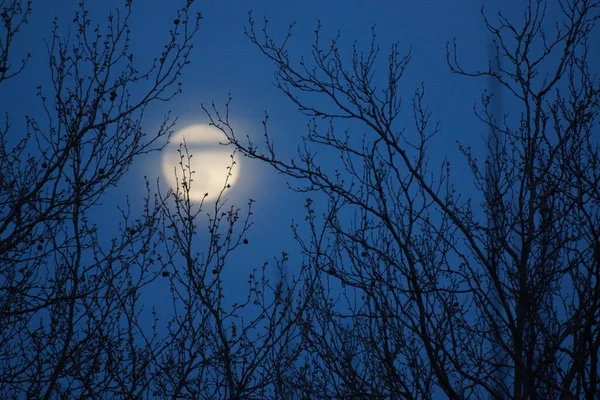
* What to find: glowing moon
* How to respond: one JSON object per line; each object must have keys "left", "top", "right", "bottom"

{"left": 162, "top": 124, "right": 238, "bottom": 202}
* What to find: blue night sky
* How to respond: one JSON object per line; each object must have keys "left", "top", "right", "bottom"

{"left": 0, "top": 0, "right": 568, "bottom": 312}
{"left": 5, "top": 0, "right": 596, "bottom": 382}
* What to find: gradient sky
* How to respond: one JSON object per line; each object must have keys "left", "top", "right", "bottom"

{"left": 6, "top": 0, "right": 595, "bottom": 374}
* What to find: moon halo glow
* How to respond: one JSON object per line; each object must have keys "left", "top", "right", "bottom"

{"left": 161, "top": 124, "right": 239, "bottom": 202}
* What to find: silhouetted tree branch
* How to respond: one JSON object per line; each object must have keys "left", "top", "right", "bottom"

{"left": 207, "top": 1, "right": 600, "bottom": 398}
{"left": 0, "top": 1, "right": 202, "bottom": 397}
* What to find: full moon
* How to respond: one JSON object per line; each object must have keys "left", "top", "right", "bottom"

{"left": 161, "top": 124, "right": 239, "bottom": 202}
